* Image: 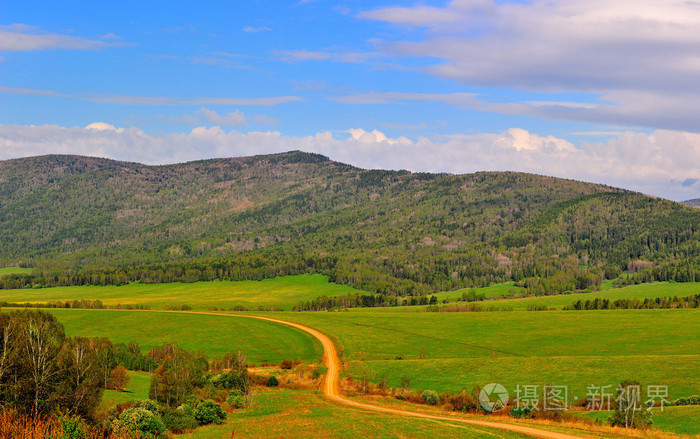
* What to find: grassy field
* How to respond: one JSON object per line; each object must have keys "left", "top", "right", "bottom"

{"left": 17, "top": 275, "right": 696, "bottom": 434}
{"left": 0, "top": 274, "right": 360, "bottom": 311}
{"left": 101, "top": 371, "right": 151, "bottom": 408}
{"left": 180, "top": 387, "right": 532, "bottom": 439}
{"left": 407, "top": 281, "right": 700, "bottom": 311}
{"left": 434, "top": 282, "right": 524, "bottom": 301}
{"left": 47, "top": 309, "right": 323, "bottom": 364}
{"left": 577, "top": 406, "right": 700, "bottom": 437}
{"left": 275, "top": 309, "right": 700, "bottom": 400}
{"left": 483, "top": 282, "right": 700, "bottom": 311}
{"left": 0, "top": 267, "right": 33, "bottom": 276}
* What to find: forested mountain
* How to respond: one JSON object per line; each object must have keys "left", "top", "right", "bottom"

{"left": 2, "top": 152, "right": 700, "bottom": 296}
{"left": 682, "top": 198, "right": 700, "bottom": 208}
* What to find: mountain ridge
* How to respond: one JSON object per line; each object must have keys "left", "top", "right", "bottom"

{"left": 1, "top": 151, "right": 699, "bottom": 295}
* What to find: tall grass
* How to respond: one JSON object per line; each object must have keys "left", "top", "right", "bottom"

{"left": 0, "top": 409, "right": 62, "bottom": 439}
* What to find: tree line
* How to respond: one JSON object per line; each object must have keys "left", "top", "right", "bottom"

{"left": 563, "top": 294, "right": 700, "bottom": 310}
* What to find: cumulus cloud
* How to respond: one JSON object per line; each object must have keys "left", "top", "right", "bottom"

{"left": 0, "top": 24, "right": 124, "bottom": 51}
{"left": 1, "top": 123, "right": 700, "bottom": 200}
{"left": 357, "top": 0, "right": 700, "bottom": 132}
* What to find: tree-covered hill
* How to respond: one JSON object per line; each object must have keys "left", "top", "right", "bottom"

{"left": 2, "top": 151, "right": 699, "bottom": 295}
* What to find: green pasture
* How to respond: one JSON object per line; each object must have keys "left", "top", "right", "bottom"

{"left": 101, "top": 371, "right": 151, "bottom": 407}
{"left": 377, "top": 281, "right": 700, "bottom": 312}
{"left": 275, "top": 309, "right": 700, "bottom": 400}
{"left": 0, "top": 274, "right": 360, "bottom": 311}
{"left": 434, "top": 282, "right": 524, "bottom": 301}
{"left": 181, "top": 387, "right": 531, "bottom": 439}
{"left": 577, "top": 406, "right": 700, "bottom": 437}
{"left": 47, "top": 309, "right": 323, "bottom": 364}
{"left": 488, "top": 281, "right": 700, "bottom": 310}
{"left": 0, "top": 267, "right": 33, "bottom": 276}
{"left": 13, "top": 275, "right": 695, "bottom": 425}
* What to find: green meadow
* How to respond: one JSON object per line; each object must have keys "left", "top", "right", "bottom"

{"left": 403, "top": 281, "right": 700, "bottom": 311}
{"left": 0, "top": 267, "right": 33, "bottom": 276}
{"left": 434, "top": 282, "right": 524, "bottom": 301}
{"left": 48, "top": 309, "right": 322, "bottom": 364}
{"left": 482, "top": 281, "right": 700, "bottom": 310}
{"left": 274, "top": 309, "right": 700, "bottom": 400}
{"left": 0, "top": 274, "right": 360, "bottom": 311}
{"left": 101, "top": 371, "right": 151, "bottom": 408}
{"left": 6, "top": 275, "right": 697, "bottom": 434}
{"left": 577, "top": 406, "right": 700, "bottom": 437}
{"left": 180, "top": 388, "right": 532, "bottom": 439}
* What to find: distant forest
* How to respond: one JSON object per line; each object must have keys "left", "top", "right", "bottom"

{"left": 2, "top": 152, "right": 700, "bottom": 297}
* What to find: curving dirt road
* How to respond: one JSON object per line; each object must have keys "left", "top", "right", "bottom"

{"left": 221, "top": 313, "right": 591, "bottom": 439}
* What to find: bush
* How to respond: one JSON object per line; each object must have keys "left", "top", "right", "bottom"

{"left": 60, "top": 414, "right": 87, "bottom": 439}
{"left": 162, "top": 409, "right": 198, "bottom": 433}
{"left": 136, "top": 399, "right": 160, "bottom": 413}
{"left": 608, "top": 381, "right": 653, "bottom": 429}
{"left": 114, "top": 407, "right": 167, "bottom": 439}
{"left": 311, "top": 368, "right": 326, "bottom": 379}
{"left": 674, "top": 395, "right": 700, "bottom": 406}
{"left": 228, "top": 395, "right": 245, "bottom": 409}
{"left": 226, "top": 369, "right": 249, "bottom": 394}
{"left": 280, "top": 359, "right": 294, "bottom": 370}
{"left": 194, "top": 400, "right": 227, "bottom": 425}
{"left": 226, "top": 389, "right": 245, "bottom": 409}
{"left": 177, "top": 403, "right": 195, "bottom": 416}
{"left": 267, "top": 376, "right": 279, "bottom": 387}
{"left": 421, "top": 390, "right": 439, "bottom": 405}
{"left": 509, "top": 405, "right": 534, "bottom": 418}
{"left": 210, "top": 373, "right": 226, "bottom": 388}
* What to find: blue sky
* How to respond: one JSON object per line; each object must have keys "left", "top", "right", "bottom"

{"left": 1, "top": 0, "right": 700, "bottom": 200}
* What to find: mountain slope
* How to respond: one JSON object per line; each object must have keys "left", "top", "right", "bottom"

{"left": 1, "top": 152, "right": 699, "bottom": 295}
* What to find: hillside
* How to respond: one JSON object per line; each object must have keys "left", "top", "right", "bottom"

{"left": 2, "top": 151, "right": 700, "bottom": 295}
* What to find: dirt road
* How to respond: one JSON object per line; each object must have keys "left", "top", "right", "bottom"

{"left": 220, "top": 312, "right": 592, "bottom": 439}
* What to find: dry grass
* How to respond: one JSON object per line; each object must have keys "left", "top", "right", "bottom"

{"left": 0, "top": 409, "right": 63, "bottom": 439}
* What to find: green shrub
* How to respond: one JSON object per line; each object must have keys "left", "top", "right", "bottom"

{"left": 177, "top": 403, "right": 194, "bottom": 417}
{"left": 673, "top": 395, "right": 700, "bottom": 406}
{"left": 509, "top": 405, "right": 533, "bottom": 418}
{"left": 226, "top": 369, "right": 249, "bottom": 394}
{"left": 162, "top": 409, "right": 198, "bottom": 433}
{"left": 267, "top": 376, "right": 279, "bottom": 387}
{"left": 115, "top": 407, "right": 167, "bottom": 439}
{"left": 194, "top": 400, "right": 227, "bottom": 425}
{"left": 228, "top": 395, "right": 245, "bottom": 409}
{"left": 608, "top": 381, "right": 653, "bottom": 429}
{"left": 60, "top": 414, "right": 87, "bottom": 439}
{"left": 421, "top": 390, "right": 439, "bottom": 405}
{"left": 136, "top": 399, "right": 159, "bottom": 413}
{"left": 226, "top": 389, "right": 245, "bottom": 409}
{"left": 311, "top": 368, "right": 326, "bottom": 379}
{"left": 210, "top": 373, "right": 226, "bottom": 388}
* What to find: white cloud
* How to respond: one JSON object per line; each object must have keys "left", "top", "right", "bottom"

{"left": 197, "top": 107, "right": 247, "bottom": 126}
{"left": 0, "top": 84, "right": 302, "bottom": 107}
{"left": 2, "top": 123, "right": 700, "bottom": 200}
{"left": 357, "top": 0, "right": 700, "bottom": 131}
{"left": 85, "top": 122, "right": 123, "bottom": 132}
{"left": 242, "top": 25, "right": 272, "bottom": 33}
{"left": 0, "top": 24, "right": 124, "bottom": 51}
